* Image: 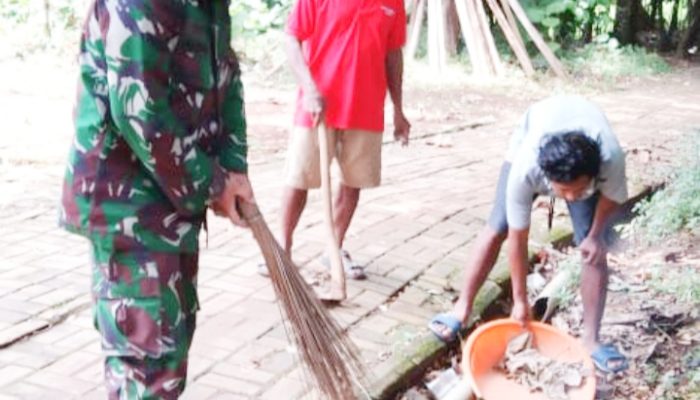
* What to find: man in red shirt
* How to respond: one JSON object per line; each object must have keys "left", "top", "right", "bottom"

{"left": 268, "top": 0, "right": 410, "bottom": 279}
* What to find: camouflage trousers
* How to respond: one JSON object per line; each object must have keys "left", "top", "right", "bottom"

{"left": 90, "top": 238, "right": 200, "bottom": 399}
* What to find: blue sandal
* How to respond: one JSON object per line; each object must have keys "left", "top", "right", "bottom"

{"left": 591, "top": 344, "right": 628, "bottom": 373}
{"left": 428, "top": 313, "right": 463, "bottom": 343}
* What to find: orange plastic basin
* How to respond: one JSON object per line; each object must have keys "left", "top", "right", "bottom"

{"left": 463, "top": 318, "right": 596, "bottom": 400}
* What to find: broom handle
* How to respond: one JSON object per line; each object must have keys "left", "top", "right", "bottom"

{"left": 318, "top": 123, "right": 347, "bottom": 300}
{"left": 237, "top": 202, "right": 270, "bottom": 255}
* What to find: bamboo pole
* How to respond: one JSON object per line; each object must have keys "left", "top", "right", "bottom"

{"left": 436, "top": 0, "right": 448, "bottom": 68}
{"left": 474, "top": 0, "right": 503, "bottom": 75}
{"left": 532, "top": 268, "right": 577, "bottom": 322}
{"left": 407, "top": 0, "right": 426, "bottom": 59}
{"left": 427, "top": 0, "right": 447, "bottom": 72}
{"left": 444, "top": 0, "right": 460, "bottom": 56}
{"left": 506, "top": 0, "right": 567, "bottom": 77}
{"left": 500, "top": 0, "right": 525, "bottom": 47}
{"left": 455, "top": 0, "right": 487, "bottom": 75}
{"left": 484, "top": 0, "right": 534, "bottom": 76}
{"left": 464, "top": 0, "right": 492, "bottom": 75}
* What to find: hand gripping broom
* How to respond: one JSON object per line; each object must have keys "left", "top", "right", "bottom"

{"left": 238, "top": 200, "right": 364, "bottom": 399}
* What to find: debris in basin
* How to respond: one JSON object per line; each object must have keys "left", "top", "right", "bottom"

{"left": 499, "top": 332, "right": 590, "bottom": 400}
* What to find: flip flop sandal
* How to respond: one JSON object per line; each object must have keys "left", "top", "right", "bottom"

{"left": 320, "top": 250, "right": 367, "bottom": 280}
{"left": 428, "top": 313, "right": 463, "bottom": 343}
{"left": 340, "top": 250, "right": 367, "bottom": 280}
{"left": 591, "top": 344, "right": 629, "bottom": 373}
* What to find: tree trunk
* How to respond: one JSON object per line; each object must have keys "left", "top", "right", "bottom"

{"left": 614, "top": 0, "right": 642, "bottom": 45}
{"left": 677, "top": 0, "right": 700, "bottom": 57}
{"left": 650, "top": 0, "right": 661, "bottom": 29}
{"left": 583, "top": 5, "right": 595, "bottom": 43}
{"left": 44, "top": 0, "right": 51, "bottom": 38}
{"left": 658, "top": 0, "right": 681, "bottom": 51}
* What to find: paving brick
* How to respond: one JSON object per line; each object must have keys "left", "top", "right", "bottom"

{"left": 385, "top": 265, "right": 419, "bottom": 282}
{"left": 0, "top": 309, "right": 30, "bottom": 325}
{"left": 52, "top": 328, "right": 99, "bottom": 352}
{"left": 1, "top": 381, "right": 56, "bottom": 399}
{"left": 0, "top": 319, "right": 48, "bottom": 347}
{"left": 398, "top": 286, "right": 431, "bottom": 306}
{"left": 31, "top": 289, "right": 80, "bottom": 305}
{"left": 187, "top": 355, "right": 218, "bottom": 380}
{"left": 259, "top": 376, "right": 307, "bottom": 400}
{"left": 32, "top": 322, "right": 82, "bottom": 345}
{"left": 180, "top": 384, "right": 219, "bottom": 400}
{"left": 0, "top": 365, "right": 34, "bottom": 387}
{"left": 23, "top": 370, "right": 93, "bottom": 396}
{"left": 80, "top": 385, "right": 108, "bottom": 400}
{"left": 256, "top": 349, "right": 296, "bottom": 376}
{"left": 347, "top": 326, "right": 392, "bottom": 346}
{"left": 197, "top": 293, "right": 246, "bottom": 318}
{"left": 9, "top": 284, "right": 54, "bottom": 300}
{"left": 195, "top": 372, "right": 261, "bottom": 396}
{"left": 221, "top": 341, "right": 280, "bottom": 370}
{"left": 44, "top": 351, "right": 101, "bottom": 376}
{"left": 360, "top": 314, "right": 401, "bottom": 335}
{"left": 210, "top": 362, "right": 275, "bottom": 384}
{"left": 346, "top": 288, "right": 387, "bottom": 314}
{"left": 198, "top": 392, "right": 247, "bottom": 400}
{"left": 351, "top": 278, "right": 398, "bottom": 297}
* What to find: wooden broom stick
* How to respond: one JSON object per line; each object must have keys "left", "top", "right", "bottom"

{"left": 317, "top": 122, "right": 346, "bottom": 302}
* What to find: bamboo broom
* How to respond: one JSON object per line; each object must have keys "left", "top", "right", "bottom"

{"left": 238, "top": 201, "right": 365, "bottom": 399}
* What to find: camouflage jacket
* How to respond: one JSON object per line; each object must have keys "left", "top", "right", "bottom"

{"left": 61, "top": 0, "right": 247, "bottom": 253}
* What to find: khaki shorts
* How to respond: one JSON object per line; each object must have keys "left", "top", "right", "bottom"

{"left": 285, "top": 126, "right": 383, "bottom": 189}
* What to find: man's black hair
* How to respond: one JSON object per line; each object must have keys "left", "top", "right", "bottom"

{"left": 537, "top": 131, "right": 601, "bottom": 183}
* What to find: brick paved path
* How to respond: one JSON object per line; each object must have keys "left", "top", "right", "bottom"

{"left": 0, "top": 62, "right": 698, "bottom": 398}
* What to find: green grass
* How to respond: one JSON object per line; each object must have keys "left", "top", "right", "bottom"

{"left": 632, "top": 131, "right": 700, "bottom": 240}
{"left": 563, "top": 39, "right": 671, "bottom": 79}
{"left": 648, "top": 264, "right": 700, "bottom": 304}
{"left": 553, "top": 253, "right": 582, "bottom": 308}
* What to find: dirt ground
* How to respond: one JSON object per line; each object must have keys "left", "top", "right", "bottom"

{"left": 404, "top": 213, "right": 700, "bottom": 400}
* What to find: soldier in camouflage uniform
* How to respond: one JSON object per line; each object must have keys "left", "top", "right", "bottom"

{"left": 60, "top": 1, "right": 254, "bottom": 398}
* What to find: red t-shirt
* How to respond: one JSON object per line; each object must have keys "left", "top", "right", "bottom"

{"left": 287, "top": 0, "right": 407, "bottom": 132}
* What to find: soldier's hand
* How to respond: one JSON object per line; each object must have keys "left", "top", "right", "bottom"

{"left": 213, "top": 172, "right": 255, "bottom": 227}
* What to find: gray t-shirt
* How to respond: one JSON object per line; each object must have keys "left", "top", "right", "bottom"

{"left": 505, "top": 95, "right": 628, "bottom": 230}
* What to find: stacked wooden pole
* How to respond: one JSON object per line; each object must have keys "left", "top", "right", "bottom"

{"left": 406, "top": 0, "right": 567, "bottom": 78}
